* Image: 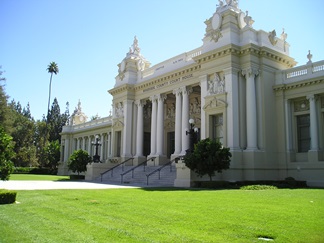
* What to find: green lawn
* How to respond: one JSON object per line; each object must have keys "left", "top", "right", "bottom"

{"left": 1, "top": 188, "right": 323, "bottom": 242}
{"left": 10, "top": 174, "right": 69, "bottom": 181}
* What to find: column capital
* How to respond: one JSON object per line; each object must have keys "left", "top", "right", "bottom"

{"left": 241, "top": 67, "right": 259, "bottom": 78}
{"left": 173, "top": 87, "right": 182, "bottom": 96}
{"left": 149, "top": 94, "right": 158, "bottom": 102}
{"left": 306, "top": 94, "right": 317, "bottom": 101}
{"left": 223, "top": 67, "right": 241, "bottom": 75}
{"left": 135, "top": 99, "right": 146, "bottom": 107}
{"left": 198, "top": 74, "right": 208, "bottom": 83}
{"left": 157, "top": 94, "right": 167, "bottom": 102}
{"left": 180, "top": 86, "right": 193, "bottom": 95}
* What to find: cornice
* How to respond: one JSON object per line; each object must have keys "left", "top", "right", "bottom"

{"left": 134, "top": 64, "right": 201, "bottom": 92}
{"left": 273, "top": 78, "right": 324, "bottom": 91}
{"left": 108, "top": 84, "right": 135, "bottom": 96}
{"left": 194, "top": 44, "right": 296, "bottom": 68}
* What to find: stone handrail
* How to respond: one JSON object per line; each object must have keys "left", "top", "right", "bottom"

{"left": 62, "top": 116, "right": 112, "bottom": 133}
{"left": 275, "top": 60, "right": 324, "bottom": 85}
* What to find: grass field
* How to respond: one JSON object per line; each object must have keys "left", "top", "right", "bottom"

{"left": 1, "top": 188, "right": 323, "bottom": 242}
{"left": 9, "top": 174, "right": 69, "bottom": 181}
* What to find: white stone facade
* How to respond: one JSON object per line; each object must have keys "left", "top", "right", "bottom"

{"left": 58, "top": 1, "right": 324, "bottom": 187}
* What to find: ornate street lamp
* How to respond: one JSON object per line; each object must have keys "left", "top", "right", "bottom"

{"left": 186, "top": 118, "right": 199, "bottom": 154}
{"left": 92, "top": 135, "right": 101, "bottom": 162}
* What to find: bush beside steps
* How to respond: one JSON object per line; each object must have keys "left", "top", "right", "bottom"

{"left": 0, "top": 189, "right": 17, "bottom": 204}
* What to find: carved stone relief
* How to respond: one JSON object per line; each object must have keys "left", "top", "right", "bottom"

{"left": 208, "top": 73, "right": 225, "bottom": 95}
{"left": 294, "top": 99, "right": 309, "bottom": 112}
{"left": 268, "top": 29, "right": 278, "bottom": 46}
{"left": 114, "top": 102, "right": 124, "bottom": 118}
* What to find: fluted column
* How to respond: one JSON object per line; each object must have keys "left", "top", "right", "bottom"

{"left": 149, "top": 95, "right": 158, "bottom": 156}
{"left": 242, "top": 68, "right": 259, "bottom": 150}
{"left": 307, "top": 94, "right": 319, "bottom": 150}
{"left": 135, "top": 100, "right": 146, "bottom": 156}
{"left": 100, "top": 134, "right": 104, "bottom": 160}
{"left": 199, "top": 75, "right": 208, "bottom": 140}
{"left": 181, "top": 86, "right": 192, "bottom": 155}
{"left": 173, "top": 88, "right": 182, "bottom": 155}
{"left": 107, "top": 132, "right": 111, "bottom": 157}
{"left": 285, "top": 99, "right": 293, "bottom": 151}
{"left": 156, "top": 94, "right": 166, "bottom": 156}
{"left": 122, "top": 100, "right": 134, "bottom": 157}
{"left": 88, "top": 136, "right": 92, "bottom": 155}
{"left": 77, "top": 138, "right": 80, "bottom": 150}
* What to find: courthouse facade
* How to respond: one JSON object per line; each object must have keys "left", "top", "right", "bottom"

{"left": 58, "top": 1, "right": 324, "bottom": 187}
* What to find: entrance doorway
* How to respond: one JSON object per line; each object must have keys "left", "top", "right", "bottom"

{"left": 143, "top": 132, "right": 151, "bottom": 156}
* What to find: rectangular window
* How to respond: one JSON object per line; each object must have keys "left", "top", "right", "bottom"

{"left": 297, "top": 115, "right": 310, "bottom": 152}
{"left": 212, "top": 114, "right": 223, "bottom": 144}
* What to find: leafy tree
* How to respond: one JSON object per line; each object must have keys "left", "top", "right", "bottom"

{"left": 0, "top": 126, "right": 15, "bottom": 180}
{"left": 9, "top": 100, "right": 38, "bottom": 167}
{"left": 68, "top": 150, "right": 91, "bottom": 175}
{"left": 47, "top": 98, "right": 69, "bottom": 142}
{"left": 184, "top": 138, "right": 232, "bottom": 181}
{"left": 0, "top": 66, "right": 11, "bottom": 132}
{"left": 44, "top": 140, "right": 60, "bottom": 170}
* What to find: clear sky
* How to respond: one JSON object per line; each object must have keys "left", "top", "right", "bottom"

{"left": 1, "top": 0, "right": 323, "bottom": 121}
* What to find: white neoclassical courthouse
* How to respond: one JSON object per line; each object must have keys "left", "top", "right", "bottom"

{"left": 58, "top": 1, "right": 324, "bottom": 187}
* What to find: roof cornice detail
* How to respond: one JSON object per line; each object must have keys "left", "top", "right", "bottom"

{"left": 108, "top": 84, "right": 135, "bottom": 96}
{"left": 273, "top": 78, "right": 324, "bottom": 91}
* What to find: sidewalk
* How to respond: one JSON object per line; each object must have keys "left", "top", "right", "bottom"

{"left": 0, "top": 180, "right": 140, "bottom": 190}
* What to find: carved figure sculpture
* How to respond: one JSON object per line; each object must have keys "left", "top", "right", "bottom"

{"left": 268, "top": 29, "right": 277, "bottom": 46}
{"left": 244, "top": 11, "right": 254, "bottom": 27}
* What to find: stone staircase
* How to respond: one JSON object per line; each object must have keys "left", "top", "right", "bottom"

{"left": 96, "top": 164, "right": 176, "bottom": 187}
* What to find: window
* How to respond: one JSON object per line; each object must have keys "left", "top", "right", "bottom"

{"left": 297, "top": 115, "right": 310, "bottom": 152}
{"left": 212, "top": 114, "right": 223, "bottom": 144}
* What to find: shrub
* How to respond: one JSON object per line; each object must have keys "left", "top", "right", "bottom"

{"left": 240, "top": 185, "right": 278, "bottom": 190}
{"left": 184, "top": 138, "right": 231, "bottom": 181}
{"left": 68, "top": 150, "right": 91, "bottom": 175}
{"left": 0, "top": 189, "right": 17, "bottom": 204}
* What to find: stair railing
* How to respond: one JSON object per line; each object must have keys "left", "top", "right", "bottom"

{"left": 100, "top": 158, "right": 134, "bottom": 182}
{"left": 120, "top": 157, "right": 156, "bottom": 184}
{"left": 146, "top": 157, "right": 180, "bottom": 185}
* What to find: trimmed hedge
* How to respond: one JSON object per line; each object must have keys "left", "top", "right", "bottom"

{"left": 0, "top": 189, "right": 17, "bottom": 204}
{"left": 193, "top": 178, "right": 307, "bottom": 189}
{"left": 13, "top": 167, "right": 57, "bottom": 175}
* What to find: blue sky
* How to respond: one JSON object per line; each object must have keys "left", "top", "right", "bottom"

{"left": 1, "top": 0, "right": 323, "bottom": 120}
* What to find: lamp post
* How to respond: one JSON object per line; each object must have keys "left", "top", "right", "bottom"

{"left": 92, "top": 135, "right": 101, "bottom": 163}
{"left": 186, "top": 118, "right": 199, "bottom": 154}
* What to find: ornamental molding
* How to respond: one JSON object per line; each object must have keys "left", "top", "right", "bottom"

{"left": 109, "top": 84, "right": 135, "bottom": 96}
{"left": 273, "top": 79, "right": 324, "bottom": 91}
{"left": 203, "top": 96, "right": 227, "bottom": 110}
{"left": 194, "top": 44, "right": 295, "bottom": 68}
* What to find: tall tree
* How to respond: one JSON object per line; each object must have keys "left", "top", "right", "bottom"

{"left": 9, "top": 100, "right": 38, "bottom": 167}
{"left": 0, "top": 66, "right": 11, "bottom": 132}
{"left": 0, "top": 126, "right": 15, "bottom": 180}
{"left": 47, "top": 98, "right": 69, "bottom": 143}
{"left": 46, "top": 62, "right": 59, "bottom": 122}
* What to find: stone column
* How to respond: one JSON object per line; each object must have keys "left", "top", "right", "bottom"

{"left": 172, "top": 88, "right": 182, "bottom": 156}
{"left": 199, "top": 75, "right": 208, "bottom": 140}
{"left": 181, "top": 86, "right": 192, "bottom": 155}
{"left": 285, "top": 99, "right": 293, "bottom": 151}
{"left": 122, "top": 100, "right": 134, "bottom": 158}
{"left": 307, "top": 94, "right": 319, "bottom": 150}
{"left": 100, "top": 134, "right": 104, "bottom": 161}
{"left": 156, "top": 94, "right": 166, "bottom": 156}
{"left": 77, "top": 138, "right": 80, "bottom": 150}
{"left": 242, "top": 68, "right": 259, "bottom": 150}
{"left": 64, "top": 138, "right": 69, "bottom": 162}
{"left": 107, "top": 132, "right": 111, "bottom": 157}
{"left": 135, "top": 100, "right": 146, "bottom": 157}
{"left": 224, "top": 68, "right": 240, "bottom": 150}
{"left": 149, "top": 95, "right": 158, "bottom": 156}
{"left": 88, "top": 136, "right": 92, "bottom": 155}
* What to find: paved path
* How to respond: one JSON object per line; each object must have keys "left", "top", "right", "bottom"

{"left": 0, "top": 180, "right": 140, "bottom": 190}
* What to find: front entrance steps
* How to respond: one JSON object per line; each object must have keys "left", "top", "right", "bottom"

{"left": 95, "top": 164, "right": 176, "bottom": 187}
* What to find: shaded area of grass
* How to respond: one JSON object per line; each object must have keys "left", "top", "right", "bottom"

{"left": 0, "top": 189, "right": 323, "bottom": 242}
{"left": 9, "top": 174, "right": 69, "bottom": 181}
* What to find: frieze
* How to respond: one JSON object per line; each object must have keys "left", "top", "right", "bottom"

{"left": 142, "top": 74, "right": 194, "bottom": 93}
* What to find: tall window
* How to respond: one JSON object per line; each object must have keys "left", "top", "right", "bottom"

{"left": 212, "top": 114, "right": 223, "bottom": 144}
{"left": 297, "top": 115, "right": 310, "bottom": 152}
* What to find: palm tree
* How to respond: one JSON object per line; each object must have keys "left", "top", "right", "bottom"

{"left": 46, "top": 62, "right": 59, "bottom": 122}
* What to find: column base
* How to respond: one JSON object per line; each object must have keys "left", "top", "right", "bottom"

{"left": 121, "top": 156, "right": 134, "bottom": 166}
{"left": 308, "top": 150, "right": 323, "bottom": 162}
{"left": 171, "top": 154, "right": 183, "bottom": 162}
{"left": 133, "top": 156, "right": 146, "bottom": 166}
{"left": 147, "top": 155, "right": 167, "bottom": 166}
{"left": 85, "top": 162, "right": 112, "bottom": 181}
